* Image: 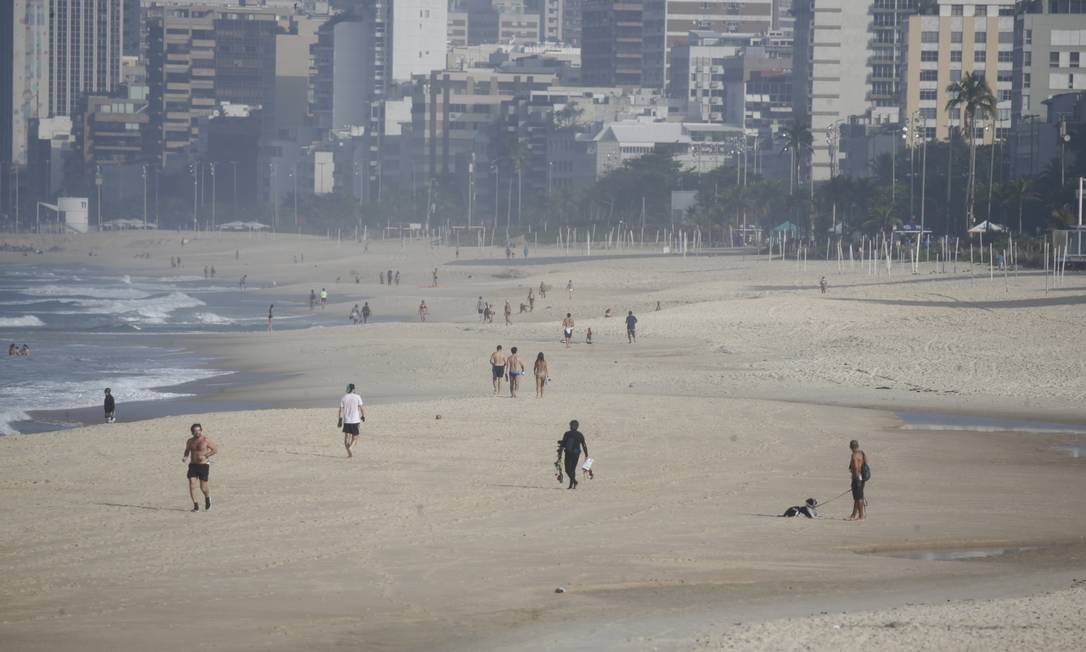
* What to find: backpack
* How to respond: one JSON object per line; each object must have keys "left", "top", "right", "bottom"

{"left": 861, "top": 461, "right": 871, "bottom": 482}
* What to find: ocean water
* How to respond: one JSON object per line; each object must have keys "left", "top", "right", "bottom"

{"left": 0, "top": 265, "right": 322, "bottom": 435}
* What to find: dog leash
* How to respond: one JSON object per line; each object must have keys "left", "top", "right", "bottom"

{"left": 817, "top": 488, "right": 853, "bottom": 507}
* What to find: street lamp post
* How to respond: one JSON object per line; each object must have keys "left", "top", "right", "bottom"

{"left": 190, "top": 162, "right": 199, "bottom": 231}
{"left": 269, "top": 161, "right": 278, "bottom": 231}
{"left": 292, "top": 162, "right": 298, "bottom": 231}
{"left": 230, "top": 161, "right": 238, "bottom": 218}
{"left": 467, "top": 152, "right": 475, "bottom": 228}
{"left": 141, "top": 164, "right": 148, "bottom": 229}
{"left": 95, "top": 165, "right": 103, "bottom": 230}
{"left": 209, "top": 162, "right": 217, "bottom": 230}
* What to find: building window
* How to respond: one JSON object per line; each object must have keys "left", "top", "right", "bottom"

{"left": 951, "top": 5, "right": 963, "bottom": 16}
{"left": 921, "top": 51, "right": 939, "bottom": 62}
{"left": 998, "top": 70, "right": 1013, "bottom": 83}
{"left": 1025, "top": 52, "right": 1032, "bottom": 66}
{"left": 975, "top": 32, "right": 986, "bottom": 45}
{"left": 975, "top": 51, "right": 986, "bottom": 63}
{"left": 975, "top": 5, "right": 987, "bottom": 17}
{"left": 998, "top": 51, "right": 1013, "bottom": 63}
{"left": 951, "top": 50, "right": 963, "bottom": 62}
{"left": 1024, "top": 72, "right": 1031, "bottom": 88}
{"left": 1073, "top": 52, "right": 1081, "bottom": 67}
{"left": 1051, "top": 51, "right": 1061, "bottom": 68}
{"left": 920, "top": 70, "right": 939, "bottom": 81}
{"left": 920, "top": 89, "right": 938, "bottom": 101}
{"left": 952, "top": 32, "right": 963, "bottom": 44}
{"left": 920, "top": 108, "right": 937, "bottom": 120}
{"left": 1025, "top": 29, "right": 1032, "bottom": 45}
{"left": 921, "top": 31, "right": 939, "bottom": 43}
{"left": 999, "top": 90, "right": 1012, "bottom": 102}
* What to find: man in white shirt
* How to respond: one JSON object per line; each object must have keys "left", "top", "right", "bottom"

{"left": 338, "top": 383, "right": 366, "bottom": 458}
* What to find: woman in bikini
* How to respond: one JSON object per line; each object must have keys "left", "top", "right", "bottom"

{"left": 533, "top": 352, "right": 549, "bottom": 398}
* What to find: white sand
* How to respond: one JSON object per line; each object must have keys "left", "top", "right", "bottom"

{"left": 2, "top": 232, "right": 1086, "bottom": 651}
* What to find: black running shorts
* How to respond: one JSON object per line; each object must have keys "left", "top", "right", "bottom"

{"left": 343, "top": 422, "right": 360, "bottom": 436}
{"left": 187, "top": 463, "right": 209, "bottom": 482}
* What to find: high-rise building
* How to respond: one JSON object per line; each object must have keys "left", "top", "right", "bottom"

{"left": 582, "top": 0, "right": 644, "bottom": 86}
{"left": 642, "top": 0, "right": 776, "bottom": 89}
{"left": 2, "top": 1, "right": 50, "bottom": 168}
{"left": 792, "top": 0, "right": 918, "bottom": 181}
{"left": 562, "top": 0, "right": 583, "bottom": 45}
{"left": 48, "top": 0, "right": 125, "bottom": 118}
{"left": 1013, "top": 2, "right": 1086, "bottom": 124}
{"left": 903, "top": 1, "right": 1016, "bottom": 146}
{"left": 145, "top": 5, "right": 278, "bottom": 165}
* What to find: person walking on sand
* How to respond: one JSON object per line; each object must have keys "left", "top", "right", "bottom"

{"left": 338, "top": 384, "right": 366, "bottom": 458}
{"left": 819, "top": 276, "right": 828, "bottom": 295}
{"left": 183, "top": 423, "right": 218, "bottom": 511}
{"left": 418, "top": 300, "right": 429, "bottom": 321}
{"left": 361, "top": 302, "right": 371, "bottom": 324}
{"left": 557, "top": 420, "right": 588, "bottom": 490}
{"left": 240, "top": 275, "right": 247, "bottom": 292}
{"left": 309, "top": 289, "right": 317, "bottom": 311}
{"left": 432, "top": 267, "right": 439, "bottom": 287}
{"left": 489, "top": 345, "right": 507, "bottom": 395}
{"left": 528, "top": 288, "right": 535, "bottom": 312}
{"left": 539, "top": 281, "right": 547, "bottom": 299}
{"left": 507, "top": 346, "right": 524, "bottom": 397}
{"left": 566, "top": 279, "right": 574, "bottom": 300}
{"left": 103, "top": 388, "right": 116, "bottom": 423}
{"left": 533, "top": 352, "right": 549, "bottom": 398}
{"left": 267, "top": 304, "right": 274, "bottom": 332}
{"left": 562, "top": 313, "right": 574, "bottom": 348}
{"left": 477, "top": 296, "right": 485, "bottom": 321}
{"left": 320, "top": 288, "right": 328, "bottom": 308}
{"left": 848, "top": 440, "right": 868, "bottom": 521}
{"left": 349, "top": 304, "right": 360, "bottom": 324}
{"left": 379, "top": 271, "right": 385, "bottom": 285}
{"left": 625, "top": 310, "right": 638, "bottom": 343}
{"left": 394, "top": 270, "right": 400, "bottom": 285}
{"left": 210, "top": 266, "right": 215, "bottom": 279}
{"left": 504, "top": 300, "right": 512, "bottom": 325}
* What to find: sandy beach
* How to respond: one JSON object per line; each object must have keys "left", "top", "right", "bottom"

{"left": 2, "top": 231, "right": 1086, "bottom": 651}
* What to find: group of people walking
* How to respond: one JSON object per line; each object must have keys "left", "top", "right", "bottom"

{"left": 489, "top": 345, "right": 549, "bottom": 398}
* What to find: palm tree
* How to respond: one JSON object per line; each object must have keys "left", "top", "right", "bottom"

{"left": 946, "top": 71, "right": 997, "bottom": 234}
{"left": 1001, "top": 179, "right": 1039, "bottom": 234}
{"left": 780, "top": 121, "right": 813, "bottom": 194}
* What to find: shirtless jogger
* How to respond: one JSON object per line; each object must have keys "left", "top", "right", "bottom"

{"left": 489, "top": 345, "right": 507, "bottom": 395}
{"left": 183, "top": 423, "right": 218, "bottom": 512}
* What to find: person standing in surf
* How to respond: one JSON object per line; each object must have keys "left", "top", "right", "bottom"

{"left": 103, "top": 388, "right": 115, "bottom": 423}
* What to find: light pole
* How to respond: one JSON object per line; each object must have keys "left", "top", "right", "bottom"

{"left": 269, "top": 161, "right": 278, "bottom": 231}
{"left": 516, "top": 159, "right": 523, "bottom": 228}
{"left": 230, "top": 161, "right": 238, "bottom": 218}
{"left": 95, "top": 165, "right": 103, "bottom": 229}
{"left": 14, "top": 164, "right": 21, "bottom": 233}
{"left": 141, "top": 164, "right": 148, "bottom": 229}
{"left": 209, "top": 162, "right": 217, "bottom": 230}
{"left": 292, "top": 162, "right": 298, "bottom": 231}
{"left": 467, "top": 152, "right": 475, "bottom": 228}
{"left": 190, "top": 162, "right": 199, "bottom": 231}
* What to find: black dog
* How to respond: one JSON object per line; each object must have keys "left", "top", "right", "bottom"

{"left": 782, "top": 498, "right": 818, "bottom": 518}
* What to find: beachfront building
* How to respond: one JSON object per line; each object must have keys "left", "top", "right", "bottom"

{"left": 1012, "top": 2, "right": 1086, "bottom": 125}
{"left": 641, "top": 0, "right": 776, "bottom": 90}
{"left": 903, "top": 1, "right": 1016, "bottom": 146}
{"left": 792, "top": 0, "right": 915, "bottom": 181}
{"left": 145, "top": 5, "right": 278, "bottom": 166}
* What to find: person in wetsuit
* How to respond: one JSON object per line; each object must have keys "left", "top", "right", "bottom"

{"left": 557, "top": 420, "right": 589, "bottom": 490}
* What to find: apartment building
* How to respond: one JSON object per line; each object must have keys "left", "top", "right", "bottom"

{"left": 904, "top": 0, "right": 1016, "bottom": 146}
{"left": 1013, "top": 2, "right": 1086, "bottom": 123}
{"left": 145, "top": 5, "right": 278, "bottom": 165}
{"left": 582, "top": 0, "right": 644, "bottom": 86}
